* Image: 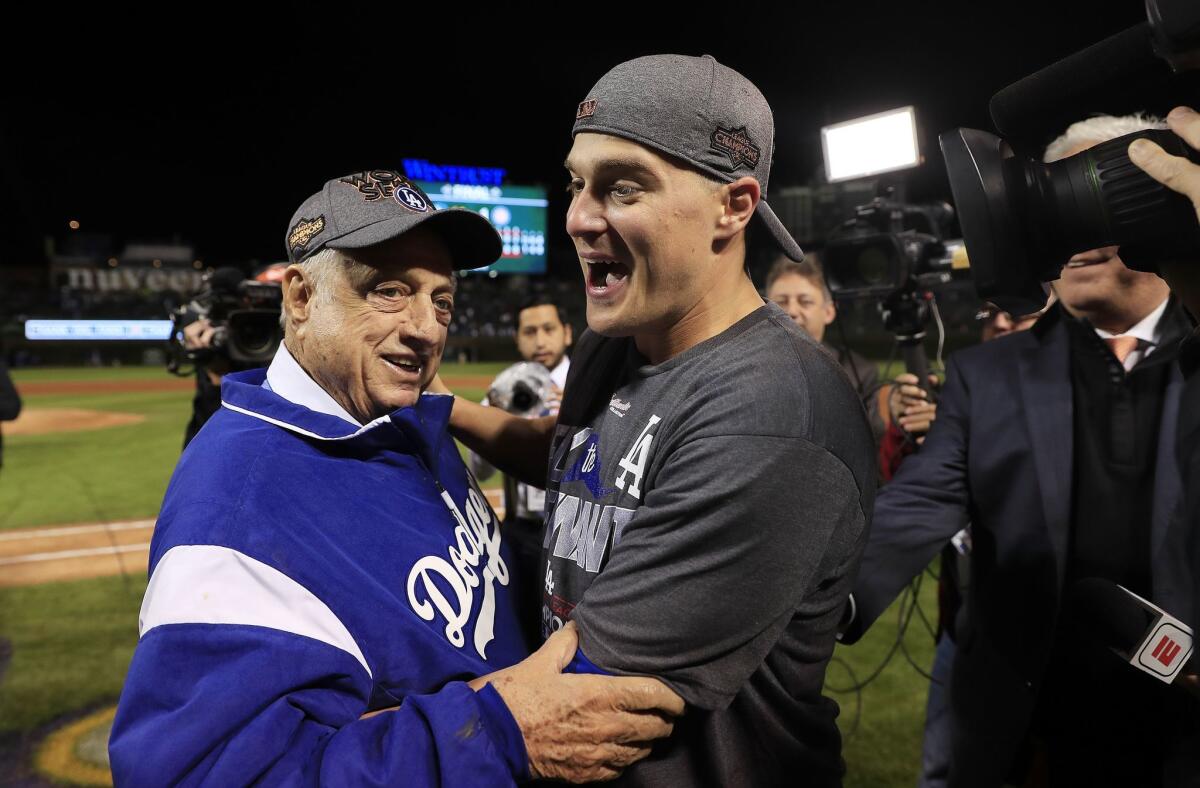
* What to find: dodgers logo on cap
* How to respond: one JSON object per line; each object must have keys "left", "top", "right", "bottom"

{"left": 395, "top": 186, "right": 430, "bottom": 213}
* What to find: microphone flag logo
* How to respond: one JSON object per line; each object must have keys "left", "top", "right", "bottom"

{"left": 1135, "top": 622, "right": 1194, "bottom": 682}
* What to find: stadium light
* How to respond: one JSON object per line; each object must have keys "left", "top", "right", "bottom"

{"left": 821, "top": 106, "right": 920, "bottom": 183}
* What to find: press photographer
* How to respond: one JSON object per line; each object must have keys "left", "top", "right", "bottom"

{"left": 168, "top": 265, "right": 284, "bottom": 447}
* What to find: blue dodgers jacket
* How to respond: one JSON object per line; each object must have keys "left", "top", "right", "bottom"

{"left": 109, "top": 368, "right": 531, "bottom": 787}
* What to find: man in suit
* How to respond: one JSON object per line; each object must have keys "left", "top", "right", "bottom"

{"left": 841, "top": 114, "right": 1199, "bottom": 788}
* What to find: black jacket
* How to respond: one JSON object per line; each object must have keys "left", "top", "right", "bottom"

{"left": 843, "top": 304, "right": 1192, "bottom": 787}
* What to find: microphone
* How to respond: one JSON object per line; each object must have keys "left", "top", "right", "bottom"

{"left": 989, "top": 23, "right": 1167, "bottom": 142}
{"left": 1069, "top": 578, "right": 1195, "bottom": 685}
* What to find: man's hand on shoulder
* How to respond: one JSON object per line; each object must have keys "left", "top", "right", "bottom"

{"left": 472, "top": 622, "right": 684, "bottom": 783}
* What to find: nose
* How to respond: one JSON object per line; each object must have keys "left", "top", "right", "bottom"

{"left": 566, "top": 189, "right": 606, "bottom": 240}
{"left": 402, "top": 295, "right": 441, "bottom": 349}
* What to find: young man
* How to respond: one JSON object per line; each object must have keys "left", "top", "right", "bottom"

{"left": 765, "top": 256, "right": 883, "bottom": 443}
{"left": 472, "top": 296, "right": 573, "bottom": 644}
{"left": 438, "top": 55, "right": 876, "bottom": 786}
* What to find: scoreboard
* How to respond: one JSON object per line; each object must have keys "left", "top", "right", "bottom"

{"left": 413, "top": 180, "right": 548, "bottom": 275}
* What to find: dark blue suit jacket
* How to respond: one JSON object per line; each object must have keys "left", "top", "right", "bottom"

{"left": 843, "top": 304, "right": 1191, "bottom": 787}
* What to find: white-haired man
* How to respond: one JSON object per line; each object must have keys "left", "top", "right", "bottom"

{"left": 841, "top": 114, "right": 1199, "bottom": 787}
{"left": 109, "top": 170, "right": 683, "bottom": 787}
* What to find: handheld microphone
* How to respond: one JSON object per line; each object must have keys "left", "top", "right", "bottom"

{"left": 1069, "top": 578, "right": 1195, "bottom": 685}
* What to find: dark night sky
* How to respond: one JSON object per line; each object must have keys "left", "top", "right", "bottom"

{"left": 2, "top": 4, "right": 1194, "bottom": 274}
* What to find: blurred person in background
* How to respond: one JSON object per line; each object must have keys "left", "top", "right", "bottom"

{"left": 471, "top": 295, "right": 571, "bottom": 646}
{"left": 178, "top": 263, "right": 287, "bottom": 448}
{"left": 0, "top": 349, "right": 21, "bottom": 468}
{"left": 765, "top": 255, "right": 884, "bottom": 444}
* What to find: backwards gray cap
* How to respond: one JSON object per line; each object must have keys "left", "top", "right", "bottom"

{"left": 285, "top": 170, "right": 501, "bottom": 268}
{"left": 572, "top": 54, "right": 803, "bottom": 262}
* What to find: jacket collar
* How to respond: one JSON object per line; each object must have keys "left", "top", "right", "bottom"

{"left": 220, "top": 366, "right": 454, "bottom": 468}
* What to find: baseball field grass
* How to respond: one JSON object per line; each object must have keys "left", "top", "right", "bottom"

{"left": 0, "top": 363, "right": 938, "bottom": 787}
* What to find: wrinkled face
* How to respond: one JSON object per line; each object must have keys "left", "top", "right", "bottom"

{"left": 294, "top": 228, "right": 455, "bottom": 422}
{"left": 766, "top": 272, "right": 835, "bottom": 342}
{"left": 515, "top": 303, "right": 572, "bottom": 370}
{"left": 1051, "top": 141, "right": 1166, "bottom": 317}
{"left": 565, "top": 133, "right": 723, "bottom": 337}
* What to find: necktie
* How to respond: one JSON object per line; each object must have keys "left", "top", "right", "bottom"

{"left": 1104, "top": 335, "right": 1140, "bottom": 367}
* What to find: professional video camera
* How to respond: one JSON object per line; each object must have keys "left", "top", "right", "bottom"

{"left": 167, "top": 267, "right": 284, "bottom": 376}
{"left": 823, "top": 195, "right": 965, "bottom": 391}
{"left": 487, "top": 362, "right": 556, "bottom": 418}
{"left": 940, "top": 0, "right": 1200, "bottom": 316}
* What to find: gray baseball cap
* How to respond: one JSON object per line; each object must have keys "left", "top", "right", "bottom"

{"left": 285, "top": 170, "right": 502, "bottom": 268}
{"left": 572, "top": 54, "right": 804, "bottom": 262}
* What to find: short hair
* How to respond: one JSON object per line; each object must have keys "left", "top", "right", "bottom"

{"left": 514, "top": 296, "right": 568, "bottom": 328}
{"left": 764, "top": 254, "right": 831, "bottom": 302}
{"left": 1043, "top": 113, "right": 1167, "bottom": 163}
{"left": 281, "top": 248, "right": 359, "bottom": 330}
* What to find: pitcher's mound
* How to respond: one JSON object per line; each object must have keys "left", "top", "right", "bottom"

{"left": 7, "top": 409, "right": 145, "bottom": 436}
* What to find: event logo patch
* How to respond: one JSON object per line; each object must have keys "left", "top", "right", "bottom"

{"left": 710, "top": 126, "right": 761, "bottom": 169}
{"left": 288, "top": 216, "right": 325, "bottom": 252}
{"left": 340, "top": 170, "right": 417, "bottom": 203}
{"left": 577, "top": 99, "right": 597, "bottom": 119}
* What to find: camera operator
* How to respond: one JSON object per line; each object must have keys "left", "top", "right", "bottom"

{"left": 1130, "top": 104, "right": 1200, "bottom": 705}
{"left": 469, "top": 295, "right": 572, "bottom": 645}
{"left": 173, "top": 264, "right": 286, "bottom": 448}
{"left": 765, "top": 255, "right": 884, "bottom": 444}
{"left": 842, "top": 113, "right": 1198, "bottom": 788}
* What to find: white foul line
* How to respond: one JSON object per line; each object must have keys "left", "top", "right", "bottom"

{"left": 0, "top": 519, "right": 156, "bottom": 542}
{"left": 0, "top": 542, "right": 152, "bottom": 566}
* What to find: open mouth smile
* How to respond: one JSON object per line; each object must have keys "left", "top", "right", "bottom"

{"left": 585, "top": 259, "right": 631, "bottom": 299}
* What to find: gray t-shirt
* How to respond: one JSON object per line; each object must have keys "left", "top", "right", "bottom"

{"left": 541, "top": 303, "right": 876, "bottom": 787}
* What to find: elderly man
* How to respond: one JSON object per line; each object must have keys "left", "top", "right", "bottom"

{"left": 842, "top": 114, "right": 1198, "bottom": 787}
{"left": 436, "top": 55, "right": 876, "bottom": 786}
{"left": 109, "top": 170, "right": 682, "bottom": 786}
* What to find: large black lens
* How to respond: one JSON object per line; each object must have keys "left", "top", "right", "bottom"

{"left": 941, "top": 127, "right": 1200, "bottom": 316}
{"left": 227, "top": 310, "right": 283, "bottom": 364}
{"left": 1026, "top": 129, "right": 1200, "bottom": 273}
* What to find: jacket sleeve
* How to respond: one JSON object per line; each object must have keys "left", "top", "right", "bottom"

{"left": 109, "top": 545, "right": 527, "bottom": 788}
{"left": 841, "top": 353, "right": 973, "bottom": 644}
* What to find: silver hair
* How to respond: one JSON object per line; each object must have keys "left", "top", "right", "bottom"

{"left": 280, "top": 248, "right": 348, "bottom": 330}
{"left": 1043, "top": 113, "right": 1167, "bottom": 163}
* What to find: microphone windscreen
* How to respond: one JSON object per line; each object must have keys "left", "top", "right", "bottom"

{"left": 1068, "top": 577, "right": 1155, "bottom": 653}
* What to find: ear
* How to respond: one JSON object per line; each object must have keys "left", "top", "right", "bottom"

{"left": 713, "top": 176, "right": 761, "bottom": 241}
{"left": 282, "top": 265, "right": 315, "bottom": 332}
{"left": 564, "top": 322, "right": 574, "bottom": 348}
{"left": 822, "top": 299, "right": 837, "bottom": 327}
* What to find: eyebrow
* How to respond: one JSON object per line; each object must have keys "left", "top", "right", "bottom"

{"left": 563, "top": 156, "right": 659, "bottom": 181}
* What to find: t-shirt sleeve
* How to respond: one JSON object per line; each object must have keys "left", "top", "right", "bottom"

{"left": 570, "top": 432, "right": 867, "bottom": 711}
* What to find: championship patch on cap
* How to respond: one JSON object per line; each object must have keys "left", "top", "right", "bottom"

{"left": 288, "top": 216, "right": 325, "bottom": 252}
{"left": 577, "top": 99, "right": 597, "bottom": 119}
{"left": 710, "top": 126, "right": 761, "bottom": 169}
